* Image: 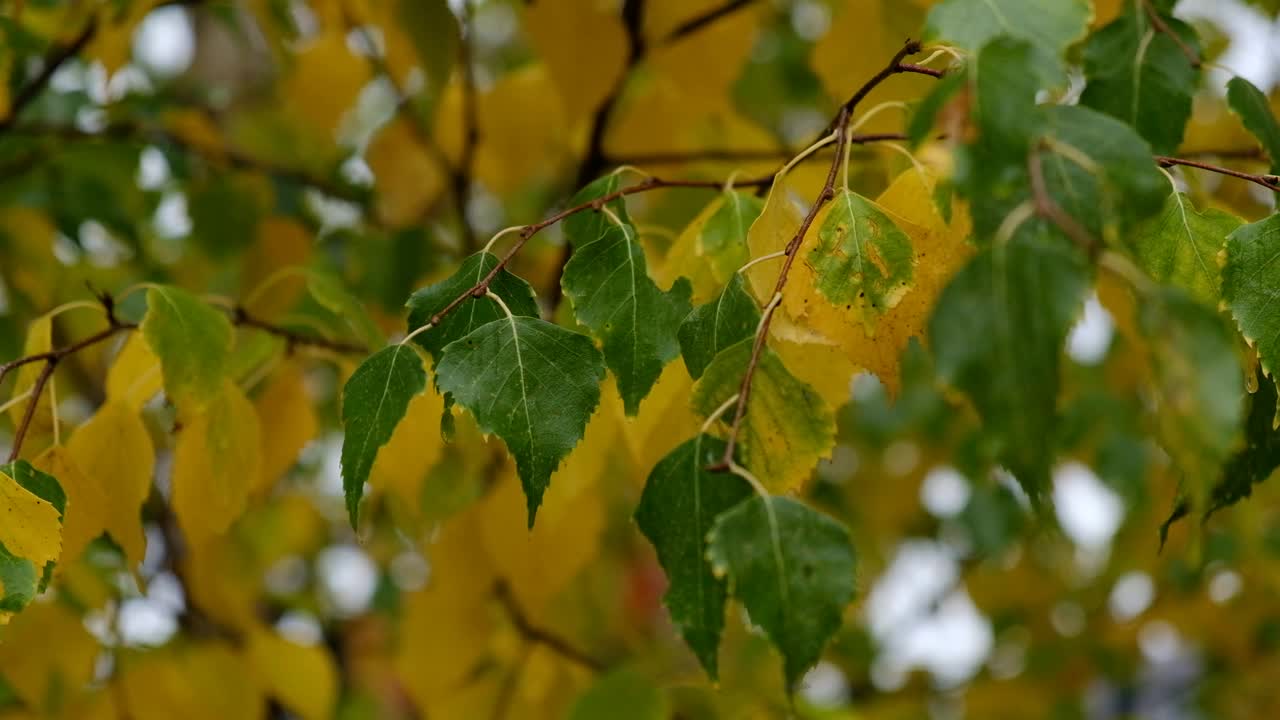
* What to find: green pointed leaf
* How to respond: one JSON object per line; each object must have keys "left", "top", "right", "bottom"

{"left": 1227, "top": 76, "right": 1280, "bottom": 174}
{"left": 634, "top": 435, "right": 751, "bottom": 680}
{"left": 405, "top": 251, "right": 540, "bottom": 366}
{"left": 678, "top": 274, "right": 760, "bottom": 380}
{"left": 923, "top": 0, "right": 1090, "bottom": 55}
{"left": 1080, "top": 8, "right": 1200, "bottom": 155}
{"left": 435, "top": 315, "right": 605, "bottom": 525}
{"left": 1140, "top": 288, "right": 1244, "bottom": 513}
{"left": 561, "top": 222, "right": 692, "bottom": 414}
{"left": 568, "top": 669, "right": 667, "bottom": 720}
{"left": 806, "top": 189, "right": 915, "bottom": 332}
{"left": 706, "top": 495, "right": 856, "bottom": 688}
{"left": 564, "top": 174, "right": 633, "bottom": 249}
{"left": 1130, "top": 192, "right": 1243, "bottom": 304}
{"left": 692, "top": 339, "right": 836, "bottom": 493}
{"left": 1224, "top": 213, "right": 1280, "bottom": 398}
{"left": 307, "top": 271, "right": 384, "bottom": 349}
{"left": 928, "top": 230, "right": 1090, "bottom": 502}
{"left": 1, "top": 460, "right": 66, "bottom": 592}
{"left": 340, "top": 344, "right": 427, "bottom": 527}
{"left": 141, "top": 285, "right": 233, "bottom": 410}
{"left": 701, "top": 190, "right": 764, "bottom": 282}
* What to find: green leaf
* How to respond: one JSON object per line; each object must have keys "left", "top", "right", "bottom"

{"left": 561, "top": 222, "right": 692, "bottom": 414}
{"left": 692, "top": 339, "right": 836, "bottom": 493}
{"left": 706, "top": 495, "right": 856, "bottom": 688}
{"left": 1080, "top": 8, "right": 1201, "bottom": 155}
{"left": 1, "top": 460, "right": 66, "bottom": 592}
{"left": 398, "top": 0, "right": 460, "bottom": 97}
{"left": 340, "top": 344, "right": 427, "bottom": 527}
{"left": 678, "top": 274, "right": 760, "bottom": 380}
{"left": 700, "top": 190, "right": 764, "bottom": 282}
{"left": 634, "top": 435, "right": 752, "bottom": 680}
{"left": 1130, "top": 192, "right": 1243, "bottom": 304}
{"left": 1209, "top": 368, "right": 1280, "bottom": 516}
{"left": 923, "top": 0, "right": 1090, "bottom": 55}
{"left": 806, "top": 189, "right": 914, "bottom": 332}
{"left": 563, "top": 174, "right": 633, "bottom": 249}
{"left": 567, "top": 669, "right": 667, "bottom": 720}
{"left": 405, "top": 251, "right": 540, "bottom": 366}
{"left": 1227, "top": 76, "right": 1280, "bottom": 174}
{"left": 1140, "top": 288, "right": 1244, "bottom": 513}
{"left": 1224, "top": 214, "right": 1280, "bottom": 398}
{"left": 307, "top": 271, "right": 385, "bottom": 349}
{"left": 141, "top": 285, "right": 233, "bottom": 410}
{"left": 928, "top": 229, "right": 1090, "bottom": 503}
{"left": 0, "top": 541, "right": 39, "bottom": 616}
{"left": 435, "top": 315, "right": 605, "bottom": 525}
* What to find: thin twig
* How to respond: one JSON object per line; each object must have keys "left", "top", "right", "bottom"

{"left": 1155, "top": 155, "right": 1280, "bottom": 192}
{"left": 602, "top": 133, "right": 911, "bottom": 166}
{"left": 1142, "top": 0, "right": 1201, "bottom": 69}
{"left": 0, "top": 18, "right": 98, "bottom": 132}
{"left": 1028, "top": 144, "right": 1100, "bottom": 256}
{"left": 493, "top": 581, "right": 604, "bottom": 671}
{"left": 662, "top": 0, "right": 755, "bottom": 44}
{"left": 232, "top": 307, "right": 368, "bottom": 355}
{"left": 713, "top": 39, "right": 928, "bottom": 469}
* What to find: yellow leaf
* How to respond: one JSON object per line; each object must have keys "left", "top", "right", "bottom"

{"left": 474, "top": 66, "right": 571, "bottom": 193}
{"left": 66, "top": 401, "right": 155, "bottom": 570}
{"left": 659, "top": 195, "right": 727, "bottom": 303}
{"left": 523, "top": 0, "right": 628, "bottom": 126}
{"left": 285, "top": 31, "right": 371, "bottom": 142}
{"left": 479, "top": 466, "right": 604, "bottom": 616}
{"left": 245, "top": 626, "right": 338, "bottom": 720}
{"left": 86, "top": 1, "right": 159, "bottom": 74}
{"left": 0, "top": 209, "right": 59, "bottom": 309}
{"left": 646, "top": 1, "right": 759, "bottom": 118}
{"left": 241, "top": 218, "right": 312, "bottom": 320}
{"left": 7, "top": 314, "right": 53, "bottom": 447}
{"left": 31, "top": 446, "right": 104, "bottom": 566}
{"left": 105, "top": 333, "right": 164, "bottom": 412}
{"left": 172, "top": 380, "right": 263, "bottom": 541}
{"left": 0, "top": 602, "right": 98, "bottom": 709}
{"left": 621, "top": 363, "right": 700, "bottom": 481}
{"left": 254, "top": 363, "right": 318, "bottom": 496}
{"left": 745, "top": 176, "right": 806, "bottom": 300}
{"left": 0, "top": 470, "right": 62, "bottom": 573}
{"left": 118, "top": 642, "right": 265, "bottom": 720}
{"left": 368, "top": 382, "right": 446, "bottom": 518}
{"left": 366, "top": 117, "right": 446, "bottom": 227}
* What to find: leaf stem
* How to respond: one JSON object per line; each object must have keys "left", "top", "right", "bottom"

{"left": 737, "top": 251, "right": 787, "bottom": 275}
{"left": 1154, "top": 155, "right": 1280, "bottom": 192}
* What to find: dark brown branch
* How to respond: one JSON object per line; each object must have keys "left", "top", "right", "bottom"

{"left": 231, "top": 307, "right": 369, "bottom": 355}
{"left": 714, "top": 40, "right": 928, "bottom": 469}
{"left": 662, "top": 0, "right": 755, "bottom": 44}
{"left": 0, "top": 19, "right": 98, "bottom": 133}
{"left": 603, "top": 133, "right": 911, "bottom": 166}
{"left": 1155, "top": 155, "right": 1280, "bottom": 192}
{"left": 897, "top": 63, "right": 945, "bottom": 78}
{"left": 1028, "top": 145, "right": 1099, "bottom": 256}
{"left": 494, "top": 581, "right": 603, "bottom": 671}
{"left": 1143, "top": 0, "right": 1201, "bottom": 69}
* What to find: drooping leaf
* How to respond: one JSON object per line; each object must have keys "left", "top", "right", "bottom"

{"left": 65, "top": 400, "right": 155, "bottom": 570}
{"left": 1080, "top": 7, "right": 1201, "bottom": 155}
{"left": 31, "top": 446, "right": 104, "bottom": 566}
{"left": 141, "top": 285, "right": 233, "bottom": 410}
{"left": 805, "top": 188, "right": 915, "bottom": 333}
{"left": 0, "top": 460, "right": 64, "bottom": 594}
{"left": 929, "top": 228, "right": 1090, "bottom": 503}
{"left": 171, "top": 380, "right": 263, "bottom": 541}
{"left": 246, "top": 625, "right": 339, "bottom": 720}
{"left": 924, "top": 0, "right": 1091, "bottom": 56}
{"left": 435, "top": 316, "right": 605, "bottom": 525}
{"left": 634, "top": 435, "right": 752, "bottom": 679}
{"left": 706, "top": 495, "right": 856, "bottom": 688}
{"left": 1130, "top": 192, "right": 1243, "bottom": 304}
{"left": 1227, "top": 76, "right": 1280, "bottom": 174}
{"left": 339, "top": 344, "right": 428, "bottom": 528}
{"left": 1140, "top": 288, "right": 1244, "bottom": 514}
{"left": 1224, "top": 214, "right": 1280, "bottom": 398}
{"left": 405, "top": 251, "right": 540, "bottom": 366}
{"left": 105, "top": 333, "right": 163, "bottom": 411}
{"left": 678, "top": 274, "right": 761, "bottom": 380}
{"left": 253, "top": 362, "right": 319, "bottom": 496}
{"left": 692, "top": 338, "right": 836, "bottom": 493}
{"left": 561, "top": 222, "right": 692, "bottom": 414}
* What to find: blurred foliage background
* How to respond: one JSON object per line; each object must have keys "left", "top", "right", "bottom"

{"left": 4, "top": 0, "right": 1280, "bottom": 718}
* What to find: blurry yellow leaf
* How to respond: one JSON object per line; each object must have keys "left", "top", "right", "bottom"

{"left": 647, "top": 2, "right": 759, "bottom": 118}
{"left": 246, "top": 626, "right": 338, "bottom": 720}
{"left": 523, "top": 0, "right": 628, "bottom": 125}
{"left": 367, "top": 117, "right": 446, "bottom": 227}
{"left": 172, "top": 380, "right": 263, "bottom": 540}
{"left": 286, "top": 31, "right": 371, "bottom": 142}
{"left": 480, "top": 466, "right": 604, "bottom": 616}
{"left": 7, "top": 314, "right": 53, "bottom": 444}
{"left": 181, "top": 540, "right": 259, "bottom": 632}
{"left": 66, "top": 401, "right": 155, "bottom": 570}
{"left": 105, "top": 333, "right": 163, "bottom": 411}
{"left": 86, "top": 1, "right": 158, "bottom": 74}
{"left": 0, "top": 209, "right": 59, "bottom": 309}
{"left": 369, "top": 382, "right": 445, "bottom": 515}
{"left": 0, "top": 469, "right": 62, "bottom": 574}
{"left": 0, "top": 602, "right": 98, "bottom": 709}
{"left": 474, "top": 66, "right": 570, "bottom": 193}
{"left": 254, "top": 362, "right": 318, "bottom": 496}
{"left": 241, "top": 218, "right": 312, "bottom": 319}
{"left": 119, "top": 642, "right": 265, "bottom": 720}
{"left": 621, "top": 363, "right": 699, "bottom": 481}
{"left": 32, "top": 446, "right": 104, "bottom": 566}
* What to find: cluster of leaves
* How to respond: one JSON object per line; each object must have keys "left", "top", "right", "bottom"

{"left": 5, "top": 0, "right": 1280, "bottom": 717}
